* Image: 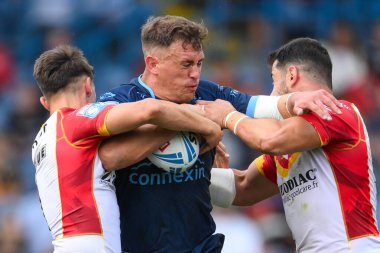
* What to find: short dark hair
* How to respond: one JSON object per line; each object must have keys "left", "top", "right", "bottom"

{"left": 141, "top": 15, "right": 208, "bottom": 54}
{"left": 268, "top": 37, "right": 333, "bottom": 89}
{"left": 33, "top": 45, "right": 94, "bottom": 97}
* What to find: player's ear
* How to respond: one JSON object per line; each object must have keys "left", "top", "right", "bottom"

{"left": 288, "top": 65, "right": 298, "bottom": 88}
{"left": 84, "top": 77, "right": 93, "bottom": 98}
{"left": 145, "top": 55, "right": 159, "bottom": 75}
{"left": 40, "top": 96, "right": 50, "bottom": 111}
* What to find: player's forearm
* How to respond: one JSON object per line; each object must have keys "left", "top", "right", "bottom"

{"left": 237, "top": 118, "right": 284, "bottom": 154}
{"left": 256, "top": 93, "right": 299, "bottom": 119}
{"left": 223, "top": 112, "right": 284, "bottom": 154}
{"left": 100, "top": 125, "right": 176, "bottom": 171}
{"left": 149, "top": 100, "right": 217, "bottom": 136}
{"left": 254, "top": 90, "right": 342, "bottom": 121}
{"left": 106, "top": 99, "right": 162, "bottom": 135}
{"left": 224, "top": 112, "right": 320, "bottom": 155}
{"left": 251, "top": 93, "right": 315, "bottom": 120}
{"left": 232, "top": 168, "right": 278, "bottom": 206}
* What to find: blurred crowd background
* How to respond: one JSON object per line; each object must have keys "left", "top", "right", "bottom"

{"left": 0, "top": 0, "right": 380, "bottom": 252}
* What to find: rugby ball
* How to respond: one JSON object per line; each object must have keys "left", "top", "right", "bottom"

{"left": 148, "top": 132, "right": 200, "bottom": 173}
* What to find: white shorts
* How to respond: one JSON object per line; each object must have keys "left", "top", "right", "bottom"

{"left": 53, "top": 235, "right": 119, "bottom": 253}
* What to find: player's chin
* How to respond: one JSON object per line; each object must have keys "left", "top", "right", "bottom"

{"left": 182, "top": 92, "right": 196, "bottom": 103}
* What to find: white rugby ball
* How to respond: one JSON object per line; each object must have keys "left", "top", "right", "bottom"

{"left": 148, "top": 132, "right": 200, "bottom": 173}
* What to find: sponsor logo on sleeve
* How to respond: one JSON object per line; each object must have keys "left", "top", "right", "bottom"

{"left": 99, "top": 92, "right": 116, "bottom": 100}
{"left": 229, "top": 89, "right": 239, "bottom": 97}
{"left": 77, "top": 102, "right": 117, "bottom": 118}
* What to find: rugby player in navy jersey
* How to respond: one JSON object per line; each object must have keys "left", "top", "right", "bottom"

{"left": 98, "top": 15, "right": 342, "bottom": 253}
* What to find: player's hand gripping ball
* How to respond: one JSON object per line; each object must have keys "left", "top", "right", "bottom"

{"left": 148, "top": 132, "right": 199, "bottom": 173}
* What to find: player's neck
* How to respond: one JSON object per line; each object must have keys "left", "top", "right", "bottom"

{"left": 293, "top": 83, "right": 332, "bottom": 94}
{"left": 48, "top": 92, "right": 87, "bottom": 114}
{"left": 290, "top": 76, "right": 331, "bottom": 93}
{"left": 140, "top": 72, "right": 164, "bottom": 98}
{"left": 140, "top": 72, "right": 182, "bottom": 102}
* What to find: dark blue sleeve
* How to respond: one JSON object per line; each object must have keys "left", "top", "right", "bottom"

{"left": 98, "top": 84, "right": 146, "bottom": 103}
{"left": 197, "top": 80, "right": 258, "bottom": 117}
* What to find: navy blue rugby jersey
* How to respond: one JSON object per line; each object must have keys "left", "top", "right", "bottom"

{"left": 99, "top": 76, "right": 257, "bottom": 253}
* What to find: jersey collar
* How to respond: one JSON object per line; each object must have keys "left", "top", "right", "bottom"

{"left": 138, "top": 75, "right": 156, "bottom": 99}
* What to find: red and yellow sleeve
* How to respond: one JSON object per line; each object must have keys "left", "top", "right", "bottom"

{"left": 64, "top": 103, "right": 116, "bottom": 143}
{"left": 254, "top": 154, "right": 277, "bottom": 184}
{"left": 95, "top": 105, "right": 114, "bottom": 136}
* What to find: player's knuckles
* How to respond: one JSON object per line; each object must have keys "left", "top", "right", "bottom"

{"left": 298, "top": 101, "right": 311, "bottom": 109}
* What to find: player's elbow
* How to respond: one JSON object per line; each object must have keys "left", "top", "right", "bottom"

{"left": 238, "top": 126, "right": 284, "bottom": 155}
{"left": 258, "top": 136, "right": 278, "bottom": 154}
{"left": 99, "top": 142, "right": 122, "bottom": 171}
{"left": 238, "top": 131, "right": 273, "bottom": 154}
{"left": 256, "top": 133, "right": 285, "bottom": 155}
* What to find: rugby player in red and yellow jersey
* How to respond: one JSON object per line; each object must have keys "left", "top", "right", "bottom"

{"left": 205, "top": 38, "right": 380, "bottom": 253}
{"left": 31, "top": 45, "right": 222, "bottom": 253}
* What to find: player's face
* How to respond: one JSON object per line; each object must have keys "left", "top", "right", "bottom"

{"left": 156, "top": 40, "right": 204, "bottom": 103}
{"left": 270, "top": 60, "right": 288, "bottom": 96}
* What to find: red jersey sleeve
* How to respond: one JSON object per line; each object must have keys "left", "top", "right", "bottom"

{"left": 61, "top": 102, "right": 116, "bottom": 144}
{"left": 254, "top": 154, "right": 277, "bottom": 184}
{"left": 300, "top": 100, "right": 360, "bottom": 147}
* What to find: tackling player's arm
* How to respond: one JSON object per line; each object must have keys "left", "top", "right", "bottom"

{"left": 277, "top": 90, "right": 341, "bottom": 120}
{"left": 100, "top": 125, "right": 175, "bottom": 171}
{"left": 106, "top": 98, "right": 218, "bottom": 135}
{"left": 211, "top": 160, "right": 278, "bottom": 208}
{"left": 197, "top": 89, "right": 342, "bottom": 124}
{"left": 210, "top": 142, "right": 278, "bottom": 207}
{"left": 198, "top": 97, "right": 322, "bottom": 154}
{"left": 209, "top": 110, "right": 322, "bottom": 208}
{"left": 233, "top": 161, "right": 279, "bottom": 205}
{"left": 230, "top": 116, "right": 320, "bottom": 155}
{"left": 101, "top": 98, "right": 222, "bottom": 171}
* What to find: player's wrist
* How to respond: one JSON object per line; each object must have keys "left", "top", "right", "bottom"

{"left": 204, "top": 121, "right": 220, "bottom": 138}
{"left": 285, "top": 92, "right": 300, "bottom": 117}
{"left": 275, "top": 92, "right": 302, "bottom": 119}
{"left": 224, "top": 111, "right": 248, "bottom": 135}
{"left": 222, "top": 111, "right": 238, "bottom": 128}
